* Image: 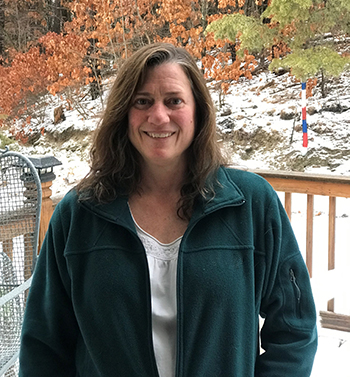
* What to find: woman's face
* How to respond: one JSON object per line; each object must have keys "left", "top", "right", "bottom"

{"left": 128, "top": 63, "right": 196, "bottom": 170}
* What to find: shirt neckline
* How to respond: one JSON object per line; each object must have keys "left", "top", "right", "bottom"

{"left": 128, "top": 203, "right": 183, "bottom": 246}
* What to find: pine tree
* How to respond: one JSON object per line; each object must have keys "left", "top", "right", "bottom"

{"left": 265, "top": 0, "right": 350, "bottom": 94}
{"left": 206, "top": 0, "right": 350, "bottom": 95}
{"left": 206, "top": 12, "right": 276, "bottom": 57}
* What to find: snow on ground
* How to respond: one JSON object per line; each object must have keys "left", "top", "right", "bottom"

{"left": 212, "top": 69, "right": 350, "bottom": 175}
{"left": 3, "top": 68, "right": 350, "bottom": 376}
{"left": 312, "top": 327, "right": 350, "bottom": 377}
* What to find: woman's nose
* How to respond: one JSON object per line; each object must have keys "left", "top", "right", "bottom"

{"left": 147, "top": 102, "right": 170, "bottom": 125}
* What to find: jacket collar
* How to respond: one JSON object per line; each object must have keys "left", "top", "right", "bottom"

{"left": 192, "top": 167, "right": 246, "bottom": 220}
{"left": 81, "top": 167, "right": 246, "bottom": 227}
{"left": 81, "top": 194, "right": 134, "bottom": 231}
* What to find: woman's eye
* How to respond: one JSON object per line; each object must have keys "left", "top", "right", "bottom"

{"left": 135, "top": 98, "right": 149, "bottom": 106}
{"left": 169, "top": 98, "right": 182, "bottom": 106}
{"left": 133, "top": 98, "right": 152, "bottom": 109}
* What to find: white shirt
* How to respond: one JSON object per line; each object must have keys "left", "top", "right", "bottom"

{"left": 133, "top": 219, "right": 181, "bottom": 377}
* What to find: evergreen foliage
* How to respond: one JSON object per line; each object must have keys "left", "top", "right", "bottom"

{"left": 206, "top": 0, "right": 350, "bottom": 84}
{"left": 0, "top": 132, "right": 15, "bottom": 149}
{"left": 206, "top": 13, "right": 276, "bottom": 56}
{"left": 269, "top": 46, "right": 350, "bottom": 81}
{"left": 262, "top": 0, "right": 312, "bottom": 28}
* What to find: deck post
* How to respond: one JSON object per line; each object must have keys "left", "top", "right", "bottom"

{"left": 28, "top": 155, "right": 62, "bottom": 253}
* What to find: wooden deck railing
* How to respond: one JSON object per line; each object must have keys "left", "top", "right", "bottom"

{"left": 252, "top": 170, "right": 350, "bottom": 276}
{"left": 36, "top": 168, "right": 350, "bottom": 331}
{"left": 252, "top": 169, "right": 350, "bottom": 331}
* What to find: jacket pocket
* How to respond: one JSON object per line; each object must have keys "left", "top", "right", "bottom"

{"left": 279, "top": 254, "right": 316, "bottom": 330}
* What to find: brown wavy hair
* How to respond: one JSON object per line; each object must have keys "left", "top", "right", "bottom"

{"left": 76, "top": 42, "right": 225, "bottom": 219}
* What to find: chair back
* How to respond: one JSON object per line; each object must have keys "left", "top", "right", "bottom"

{"left": 0, "top": 147, "right": 42, "bottom": 375}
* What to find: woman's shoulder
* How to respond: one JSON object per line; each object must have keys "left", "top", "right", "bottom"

{"left": 55, "top": 188, "right": 79, "bottom": 207}
{"left": 52, "top": 189, "right": 84, "bottom": 220}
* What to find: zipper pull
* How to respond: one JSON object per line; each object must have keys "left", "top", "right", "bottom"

{"left": 289, "top": 268, "right": 301, "bottom": 304}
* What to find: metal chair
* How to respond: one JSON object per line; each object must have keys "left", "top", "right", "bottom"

{"left": 0, "top": 147, "right": 42, "bottom": 376}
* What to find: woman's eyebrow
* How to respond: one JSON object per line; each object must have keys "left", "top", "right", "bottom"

{"left": 134, "top": 91, "right": 151, "bottom": 96}
{"left": 135, "top": 90, "right": 183, "bottom": 96}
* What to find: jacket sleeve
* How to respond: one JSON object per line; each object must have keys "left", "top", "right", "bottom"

{"left": 255, "top": 192, "right": 317, "bottom": 377}
{"left": 19, "top": 200, "right": 78, "bottom": 376}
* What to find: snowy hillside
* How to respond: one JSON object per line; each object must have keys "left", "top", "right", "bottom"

{"left": 2, "top": 68, "right": 350, "bottom": 202}
{"left": 215, "top": 70, "right": 350, "bottom": 174}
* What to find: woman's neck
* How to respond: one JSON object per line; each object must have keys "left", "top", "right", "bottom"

{"left": 138, "top": 162, "right": 187, "bottom": 196}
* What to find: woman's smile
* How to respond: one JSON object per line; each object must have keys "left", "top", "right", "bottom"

{"left": 145, "top": 131, "right": 175, "bottom": 139}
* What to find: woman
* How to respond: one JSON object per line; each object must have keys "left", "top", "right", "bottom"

{"left": 19, "top": 43, "right": 317, "bottom": 376}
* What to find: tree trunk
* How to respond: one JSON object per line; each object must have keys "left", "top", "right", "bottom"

{"left": 243, "top": 0, "right": 256, "bottom": 16}
{"left": 244, "top": 0, "right": 269, "bottom": 16}
{"left": 321, "top": 69, "right": 326, "bottom": 98}
{"left": 87, "top": 38, "right": 102, "bottom": 100}
{"left": 45, "top": 0, "right": 71, "bottom": 33}
{"left": 51, "top": 0, "right": 62, "bottom": 34}
{"left": 0, "top": 0, "right": 4, "bottom": 63}
{"left": 201, "top": 0, "right": 208, "bottom": 30}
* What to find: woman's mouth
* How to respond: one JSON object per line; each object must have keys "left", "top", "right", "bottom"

{"left": 145, "top": 132, "right": 174, "bottom": 138}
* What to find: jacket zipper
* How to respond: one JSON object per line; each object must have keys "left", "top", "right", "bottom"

{"left": 127, "top": 228, "right": 161, "bottom": 377}
{"left": 289, "top": 268, "right": 301, "bottom": 318}
{"left": 175, "top": 199, "right": 246, "bottom": 377}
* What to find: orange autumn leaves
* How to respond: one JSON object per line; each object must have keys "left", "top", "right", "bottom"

{"left": 0, "top": 0, "right": 272, "bottom": 131}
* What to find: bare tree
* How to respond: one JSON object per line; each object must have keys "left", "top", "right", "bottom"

{"left": 0, "top": 0, "right": 4, "bottom": 63}
{"left": 45, "top": 0, "right": 71, "bottom": 34}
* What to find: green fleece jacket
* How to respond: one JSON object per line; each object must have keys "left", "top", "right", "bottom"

{"left": 19, "top": 167, "right": 317, "bottom": 376}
